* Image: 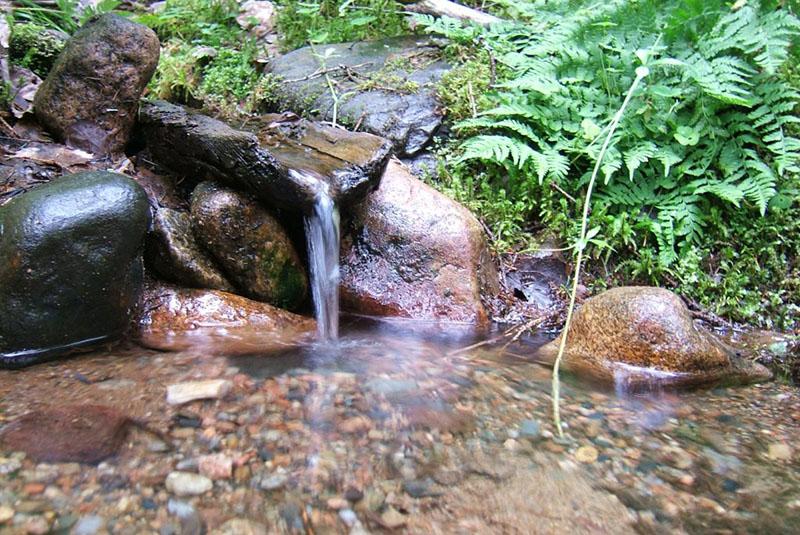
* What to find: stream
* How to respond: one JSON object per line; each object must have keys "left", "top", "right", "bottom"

{"left": 0, "top": 317, "right": 798, "bottom": 533}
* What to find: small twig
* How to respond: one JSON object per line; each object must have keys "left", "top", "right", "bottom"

{"left": 550, "top": 181, "right": 576, "bottom": 203}
{"left": 282, "top": 62, "right": 373, "bottom": 84}
{"left": 468, "top": 81, "right": 477, "bottom": 118}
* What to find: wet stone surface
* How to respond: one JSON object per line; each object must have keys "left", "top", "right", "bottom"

{"left": 0, "top": 319, "right": 798, "bottom": 533}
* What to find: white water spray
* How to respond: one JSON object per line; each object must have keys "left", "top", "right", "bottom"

{"left": 304, "top": 183, "right": 340, "bottom": 340}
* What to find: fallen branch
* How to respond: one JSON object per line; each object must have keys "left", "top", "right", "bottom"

{"left": 403, "top": 0, "right": 502, "bottom": 26}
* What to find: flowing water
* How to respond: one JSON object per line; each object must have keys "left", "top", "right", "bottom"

{"left": 0, "top": 320, "right": 798, "bottom": 533}
{"left": 298, "top": 174, "right": 341, "bottom": 340}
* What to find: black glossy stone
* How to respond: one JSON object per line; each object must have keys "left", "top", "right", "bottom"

{"left": 0, "top": 171, "right": 149, "bottom": 368}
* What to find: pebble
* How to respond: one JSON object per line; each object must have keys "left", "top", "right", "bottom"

{"left": 165, "top": 472, "right": 213, "bottom": 496}
{"left": 166, "top": 380, "right": 233, "bottom": 405}
{"left": 767, "top": 443, "right": 793, "bottom": 461}
{"left": 381, "top": 506, "right": 407, "bottom": 528}
{"left": 216, "top": 519, "right": 268, "bottom": 535}
{"left": 72, "top": 515, "right": 104, "bottom": 535}
{"left": 575, "top": 446, "right": 599, "bottom": 464}
{"left": 0, "top": 458, "right": 22, "bottom": 475}
{"left": 198, "top": 454, "right": 233, "bottom": 480}
{"left": 259, "top": 473, "right": 288, "bottom": 491}
{"left": 519, "top": 419, "right": 542, "bottom": 440}
{"left": 0, "top": 505, "right": 13, "bottom": 523}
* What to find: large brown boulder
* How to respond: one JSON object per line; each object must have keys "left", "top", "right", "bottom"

{"left": 34, "top": 14, "right": 159, "bottom": 154}
{"left": 190, "top": 182, "right": 308, "bottom": 311}
{"left": 340, "top": 160, "right": 499, "bottom": 324}
{"left": 538, "top": 287, "right": 772, "bottom": 388}
{"left": 137, "top": 282, "right": 316, "bottom": 354}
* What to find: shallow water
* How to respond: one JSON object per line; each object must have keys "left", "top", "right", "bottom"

{"left": 0, "top": 320, "right": 798, "bottom": 534}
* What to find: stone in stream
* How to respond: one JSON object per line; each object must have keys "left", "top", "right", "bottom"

{"left": 166, "top": 380, "right": 233, "bottom": 405}
{"left": 0, "top": 171, "right": 150, "bottom": 368}
{"left": 340, "top": 159, "right": 499, "bottom": 325}
{"left": 145, "top": 207, "right": 235, "bottom": 292}
{"left": 269, "top": 36, "right": 450, "bottom": 156}
{"left": 136, "top": 282, "right": 316, "bottom": 353}
{"left": 34, "top": 14, "right": 159, "bottom": 154}
{"left": 165, "top": 472, "right": 213, "bottom": 496}
{"left": 138, "top": 100, "right": 392, "bottom": 212}
{"left": 190, "top": 181, "right": 308, "bottom": 309}
{"left": 0, "top": 405, "right": 133, "bottom": 464}
{"left": 537, "top": 287, "right": 773, "bottom": 388}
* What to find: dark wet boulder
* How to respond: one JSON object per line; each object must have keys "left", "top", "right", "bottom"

{"left": 0, "top": 171, "right": 150, "bottom": 368}
{"left": 145, "top": 207, "right": 235, "bottom": 292}
{"left": 138, "top": 101, "right": 392, "bottom": 212}
{"left": 340, "top": 160, "right": 499, "bottom": 324}
{"left": 190, "top": 182, "right": 308, "bottom": 310}
{"left": 270, "top": 36, "right": 449, "bottom": 157}
{"left": 34, "top": 14, "right": 160, "bottom": 154}
{"left": 537, "top": 287, "right": 773, "bottom": 388}
{"left": 137, "top": 282, "right": 316, "bottom": 353}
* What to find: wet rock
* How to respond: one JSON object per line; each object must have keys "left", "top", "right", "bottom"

{"left": 504, "top": 248, "right": 567, "bottom": 310}
{"left": 0, "top": 505, "right": 13, "bottom": 523}
{"left": 197, "top": 454, "right": 233, "bottom": 479}
{"left": 575, "top": 446, "right": 599, "bottom": 464}
{"left": 259, "top": 472, "right": 288, "bottom": 491}
{"left": 136, "top": 282, "right": 316, "bottom": 353}
{"left": 216, "top": 518, "right": 268, "bottom": 535}
{"left": 34, "top": 14, "right": 159, "bottom": 154}
{"left": 145, "top": 207, "right": 234, "bottom": 292}
{"left": 139, "top": 101, "right": 390, "bottom": 212}
{"left": 767, "top": 443, "right": 792, "bottom": 461}
{"left": 537, "top": 287, "right": 773, "bottom": 388}
{"left": 165, "top": 473, "right": 212, "bottom": 496}
{"left": 256, "top": 114, "right": 393, "bottom": 206}
{"left": 0, "top": 405, "right": 131, "bottom": 464}
{"left": 270, "top": 36, "right": 449, "bottom": 156}
{"left": 341, "top": 160, "right": 499, "bottom": 324}
{"left": 190, "top": 181, "right": 307, "bottom": 309}
{"left": 0, "top": 171, "right": 149, "bottom": 368}
{"left": 519, "top": 419, "right": 542, "bottom": 441}
{"left": 166, "top": 380, "right": 233, "bottom": 405}
{"left": 71, "top": 515, "right": 104, "bottom": 535}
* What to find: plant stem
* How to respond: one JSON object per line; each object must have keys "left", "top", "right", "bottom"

{"left": 551, "top": 65, "right": 649, "bottom": 438}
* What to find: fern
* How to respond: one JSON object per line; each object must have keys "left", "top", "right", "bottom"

{"left": 419, "top": 0, "right": 800, "bottom": 266}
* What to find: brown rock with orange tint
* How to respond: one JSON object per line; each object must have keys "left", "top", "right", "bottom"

{"left": 340, "top": 160, "right": 498, "bottom": 325}
{"left": 136, "top": 282, "right": 316, "bottom": 353}
{"left": 538, "top": 286, "right": 772, "bottom": 388}
{"left": 0, "top": 405, "right": 131, "bottom": 463}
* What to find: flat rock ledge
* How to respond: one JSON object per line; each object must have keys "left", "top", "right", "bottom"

{"left": 139, "top": 101, "right": 392, "bottom": 213}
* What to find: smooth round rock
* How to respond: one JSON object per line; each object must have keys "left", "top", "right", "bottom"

{"left": 190, "top": 181, "right": 308, "bottom": 310}
{"left": 165, "top": 472, "right": 213, "bottom": 496}
{"left": 0, "top": 171, "right": 149, "bottom": 368}
{"left": 34, "top": 14, "right": 160, "bottom": 153}
{"left": 538, "top": 287, "right": 773, "bottom": 388}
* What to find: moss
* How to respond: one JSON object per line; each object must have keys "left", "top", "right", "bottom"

{"left": 9, "top": 23, "right": 67, "bottom": 78}
{"left": 147, "top": 40, "right": 208, "bottom": 102}
{"left": 199, "top": 49, "right": 259, "bottom": 103}
{"left": 436, "top": 57, "right": 493, "bottom": 122}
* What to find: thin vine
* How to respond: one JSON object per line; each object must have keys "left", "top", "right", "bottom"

{"left": 551, "top": 63, "right": 651, "bottom": 438}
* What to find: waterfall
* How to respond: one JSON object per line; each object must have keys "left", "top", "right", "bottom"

{"left": 304, "top": 182, "right": 341, "bottom": 340}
